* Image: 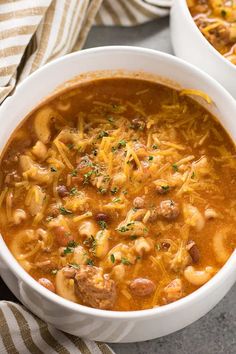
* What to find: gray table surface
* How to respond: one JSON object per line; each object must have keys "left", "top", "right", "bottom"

{"left": 84, "top": 17, "right": 236, "bottom": 354}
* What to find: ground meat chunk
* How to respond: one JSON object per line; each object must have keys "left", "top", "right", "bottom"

{"left": 74, "top": 265, "right": 116, "bottom": 310}
{"left": 163, "top": 278, "right": 183, "bottom": 303}
{"left": 129, "top": 278, "right": 155, "bottom": 297}
{"left": 131, "top": 117, "right": 146, "bottom": 130}
{"left": 158, "top": 200, "right": 180, "bottom": 220}
{"left": 133, "top": 196, "right": 145, "bottom": 209}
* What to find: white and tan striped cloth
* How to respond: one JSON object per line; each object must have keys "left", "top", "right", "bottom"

{"left": 0, "top": 301, "right": 114, "bottom": 354}
{"left": 0, "top": 0, "right": 171, "bottom": 353}
{"left": 0, "top": 0, "right": 171, "bottom": 104}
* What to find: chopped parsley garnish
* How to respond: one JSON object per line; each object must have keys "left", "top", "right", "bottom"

{"left": 118, "top": 139, "right": 126, "bottom": 148}
{"left": 86, "top": 258, "right": 94, "bottom": 266}
{"left": 59, "top": 206, "right": 73, "bottom": 215}
{"left": 71, "top": 169, "right": 78, "bottom": 176}
{"left": 121, "top": 257, "right": 131, "bottom": 265}
{"left": 83, "top": 170, "right": 94, "bottom": 184}
{"left": 155, "top": 243, "right": 161, "bottom": 251}
{"left": 108, "top": 116, "right": 114, "bottom": 123}
{"left": 221, "top": 9, "right": 227, "bottom": 17}
{"left": 117, "top": 221, "right": 134, "bottom": 233}
{"left": 98, "top": 220, "right": 107, "bottom": 230}
{"left": 110, "top": 254, "right": 115, "bottom": 263}
{"left": 130, "top": 235, "right": 137, "bottom": 240}
{"left": 70, "top": 187, "right": 78, "bottom": 195}
{"left": 191, "top": 172, "right": 195, "bottom": 179}
{"left": 63, "top": 247, "right": 74, "bottom": 255}
{"left": 111, "top": 187, "right": 119, "bottom": 195}
{"left": 83, "top": 235, "right": 97, "bottom": 252}
{"left": 51, "top": 269, "right": 58, "bottom": 275}
{"left": 111, "top": 146, "right": 117, "bottom": 153}
{"left": 98, "top": 187, "right": 107, "bottom": 194}
{"left": 148, "top": 156, "right": 154, "bottom": 161}
{"left": 50, "top": 166, "right": 57, "bottom": 172}
{"left": 67, "top": 143, "right": 74, "bottom": 150}
{"left": 136, "top": 255, "right": 142, "bottom": 261}
{"left": 172, "top": 163, "right": 178, "bottom": 172}
{"left": 112, "top": 197, "right": 121, "bottom": 203}
{"left": 152, "top": 144, "right": 158, "bottom": 149}
{"left": 161, "top": 185, "right": 169, "bottom": 191}
{"left": 98, "top": 130, "right": 109, "bottom": 139}
{"left": 69, "top": 263, "right": 80, "bottom": 269}
{"left": 67, "top": 240, "right": 77, "bottom": 248}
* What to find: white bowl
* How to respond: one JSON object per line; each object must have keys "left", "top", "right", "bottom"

{"left": 170, "top": 0, "right": 236, "bottom": 98}
{"left": 0, "top": 46, "right": 236, "bottom": 343}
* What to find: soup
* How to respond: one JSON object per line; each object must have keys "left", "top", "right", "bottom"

{"left": 187, "top": 0, "right": 236, "bottom": 64}
{"left": 0, "top": 77, "right": 236, "bottom": 311}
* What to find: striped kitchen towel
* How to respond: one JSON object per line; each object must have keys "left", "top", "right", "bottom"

{"left": 0, "top": 301, "right": 114, "bottom": 354}
{"left": 0, "top": 0, "right": 171, "bottom": 104}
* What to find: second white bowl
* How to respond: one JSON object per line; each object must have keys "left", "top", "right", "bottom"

{"left": 170, "top": 0, "right": 236, "bottom": 98}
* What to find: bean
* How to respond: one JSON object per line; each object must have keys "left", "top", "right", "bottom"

{"left": 57, "top": 185, "right": 69, "bottom": 198}
{"left": 95, "top": 213, "right": 109, "bottom": 222}
{"left": 189, "top": 244, "right": 200, "bottom": 263}
{"left": 129, "top": 278, "right": 155, "bottom": 297}
{"left": 38, "top": 278, "right": 55, "bottom": 292}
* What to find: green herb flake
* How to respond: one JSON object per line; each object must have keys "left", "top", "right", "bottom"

{"left": 155, "top": 243, "right": 161, "bottom": 251}
{"left": 59, "top": 206, "right": 73, "bottom": 215}
{"left": 51, "top": 269, "right": 58, "bottom": 275}
{"left": 110, "top": 254, "right": 115, "bottom": 263}
{"left": 98, "top": 220, "right": 107, "bottom": 230}
{"left": 221, "top": 9, "right": 227, "bottom": 17}
{"left": 69, "top": 263, "right": 80, "bottom": 269}
{"left": 86, "top": 258, "right": 94, "bottom": 266}
{"left": 50, "top": 166, "right": 57, "bottom": 172}
{"left": 161, "top": 185, "right": 169, "bottom": 191}
{"left": 83, "top": 170, "right": 94, "bottom": 184}
{"left": 117, "top": 221, "right": 134, "bottom": 233}
{"left": 67, "top": 240, "right": 78, "bottom": 248}
{"left": 130, "top": 235, "right": 137, "bottom": 240}
{"left": 67, "top": 143, "right": 74, "bottom": 150}
{"left": 71, "top": 169, "right": 78, "bottom": 177}
{"left": 63, "top": 247, "right": 74, "bottom": 255}
{"left": 108, "top": 116, "right": 114, "bottom": 123}
{"left": 98, "top": 130, "right": 109, "bottom": 139}
{"left": 70, "top": 187, "right": 78, "bottom": 195}
{"left": 191, "top": 172, "right": 195, "bottom": 179}
{"left": 121, "top": 257, "right": 131, "bottom": 265}
{"left": 152, "top": 144, "right": 158, "bottom": 149}
{"left": 172, "top": 163, "right": 178, "bottom": 172}
{"left": 118, "top": 139, "right": 127, "bottom": 148}
{"left": 98, "top": 187, "right": 107, "bottom": 194}
{"left": 112, "top": 197, "right": 121, "bottom": 203}
{"left": 111, "top": 187, "right": 119, "bottom": 195}
{"left": 148, "top": 156, "right": 154, "bottom": 161}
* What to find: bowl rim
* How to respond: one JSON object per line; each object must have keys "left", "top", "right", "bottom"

{"left": 176, "top": 0, "right": 236, "bottom": 71}
{"left": 1, "top": 45, "right": 236, "bottom": 320}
